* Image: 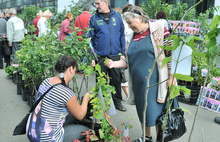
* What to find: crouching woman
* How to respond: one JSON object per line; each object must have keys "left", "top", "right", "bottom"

{"left": 26, "top": 55, "right": 91, "bottom": 142}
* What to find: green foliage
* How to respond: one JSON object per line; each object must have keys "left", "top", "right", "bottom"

{"left": 141, "top": 0, "right": 173, "bottom": 19}
{"left": 15, "top": 2, "right": 95, "bottom": 94}
{"left": 173, "top": 74, "right": 194, "bottom": 82}
{"left": 170, "top": 2, "right": 188, "bottom": 20}
{"left": 5, "top": 66, "right": 17, "bottom": 78}
{"left": 196, "top": 6, "right": 220, "bottom": 39}
{"left": 89, "top": 63, "right": 131, "bottom": 141}
{"left": 48, "top": 6, "right": 67, "bottom": 27}
{"left": 141, "top": 1, "right": 196, "bottom": 21}
{"left": 17, "top": 5, "right": 40, "bottom": 32}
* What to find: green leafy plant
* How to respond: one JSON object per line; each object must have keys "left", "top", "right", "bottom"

{"left": 17, "top": 5, "right": 40, "bottom": 32}
{"left": 188, "top": 14, "right": 220, "bottom": 142}
{"left": 5, "top": 66, "right": 17, "bottom": 78}
{"left": 141, "top": 0, "right": 173, "bottom": 19}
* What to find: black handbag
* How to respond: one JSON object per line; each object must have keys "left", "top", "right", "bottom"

{"left": 156, "top": 98, "right": 187, "bottom": 142}
{"left": 13, "top": 83, "right": 61, "bottom": 135}
{"left": 3, "top": 40, "right": 12, "bottom": 56}
{"left": 120, "top": 69, "right": 127, "bottom": 83}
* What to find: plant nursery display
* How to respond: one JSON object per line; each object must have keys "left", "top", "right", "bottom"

{"left": 6, "top": 0, "right": 220, "bottom": 142}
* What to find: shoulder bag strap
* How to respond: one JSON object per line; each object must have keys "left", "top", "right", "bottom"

{"left": 166, "top": 19, "right": 172, "bottom": 31}
{"left": 78, "top": 15, "right": 83, "bottom": 30}
{"left": 29, "top": 83, "right": 61, "bottom": 113}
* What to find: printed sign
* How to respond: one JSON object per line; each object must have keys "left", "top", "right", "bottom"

{"left": 150, "top": 20, "right": 200, "bottom": 35}
{"left": 196, "top": 86, "right": 220, "bottom": 113}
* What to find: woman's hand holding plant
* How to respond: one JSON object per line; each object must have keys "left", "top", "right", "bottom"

{"left": 167, "top": 75, "right": 177, "bottom": 88}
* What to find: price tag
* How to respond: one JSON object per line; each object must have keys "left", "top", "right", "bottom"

{"left": 123, "top": 127, "right": 129, "bottom": 137}
{"left": 192, "top": 65, "right": 198, "bottom": 73}
{"left": 201, "top": 69, "right": 208, "bottom": 76}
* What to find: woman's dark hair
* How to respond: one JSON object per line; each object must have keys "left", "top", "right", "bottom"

{"left": 55, "top": 56, "right": 78, "bottom": 86}
{"left": 156, "top": 11, "right": 167, "bottom": 19}
{"left": 122, "top": 4, "right": 133, "bottom": 14}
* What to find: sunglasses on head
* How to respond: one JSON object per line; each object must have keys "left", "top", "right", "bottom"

{"left": 127, "top": 10, "right": 142, "bottom": 16}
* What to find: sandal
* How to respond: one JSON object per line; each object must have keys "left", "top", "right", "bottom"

{"left": 132, "top": 136, "right": 153, "bottom": 142}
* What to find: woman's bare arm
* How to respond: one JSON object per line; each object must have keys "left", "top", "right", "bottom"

{"left": 66, "top": 92, "right": 90, "bottom": 120}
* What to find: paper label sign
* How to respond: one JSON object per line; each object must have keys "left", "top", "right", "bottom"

{"left": 171, "top": 42, "right": 192, "bottom": 75}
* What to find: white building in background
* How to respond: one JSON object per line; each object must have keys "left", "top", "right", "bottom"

{"left": 214, "top": 0, "right": 220, "bottom": 15}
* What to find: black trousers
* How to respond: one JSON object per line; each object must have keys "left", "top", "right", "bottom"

{"left": 96, "top": 55, "right": 122, "bottom": 105}
{"left": 11, "top": 42, "right": 21, "bottom": 63}
{"left": 0, "top": 41, "right": 10, "bottom": 68}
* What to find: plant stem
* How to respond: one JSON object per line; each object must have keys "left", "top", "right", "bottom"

{"left": 162, "top": 41, "right": 184, "bottom": 142}
{"left": 188, "top": 45, "right": 220, "bottom": 142}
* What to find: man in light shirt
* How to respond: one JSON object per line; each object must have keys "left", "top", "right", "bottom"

{"left": 7, "top": 8, "right": 25, "bottom": 63}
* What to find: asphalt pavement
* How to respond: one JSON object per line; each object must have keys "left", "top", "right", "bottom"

{"left": 0, "top": 65, "right": 220, "bottom": 142}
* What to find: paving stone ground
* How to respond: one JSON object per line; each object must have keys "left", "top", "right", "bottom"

{"left": 0, "top": 65, "right": 220, "bottom": 142}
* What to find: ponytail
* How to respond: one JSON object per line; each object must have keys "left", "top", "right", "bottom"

{"left": 55, "top": 56, "right": 78, "bottom": 86}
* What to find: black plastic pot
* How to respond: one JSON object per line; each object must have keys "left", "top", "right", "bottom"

{"left": 12, "top": 74, "right": 17, "bottom": 84}
{"left": 27, "top": 94, "right": 30, "bottom": 105}
{"left": 177, "top": 80, "right": 201, "bottom": 105}
{"left": 29, "top": 95, "right": 34, "bottom": 108}
{"left": 29, "top": 96, "right": 35, "bottom": 108}
{"left": 17, "top": 84, "right": 22, "bottom": 95}
{"left": 21, "top": 85, "right": 27, "bottom": 101}
{"left": 16, "top": 73, "right": 23, "bottom": 85}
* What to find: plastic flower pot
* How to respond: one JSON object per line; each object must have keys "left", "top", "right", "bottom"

{"left": 21, "top": 85, "right": 27, "bottom": 101}
{"left": 12, "top": 73, "right": 17, "bottom": 84}
{"left": 17, "top": 84, "right": 22, "bottom": 95}
{"left": 16, "top": 73, "right": 23, "bottom": 85}
{"left": 27, "top": 94, "right": 30, "bottom": 105}
{"left": 29, "top": 95, "right": 33, "bottom": 108}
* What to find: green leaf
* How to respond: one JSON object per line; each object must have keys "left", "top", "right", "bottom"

{"left": 206, "top": 38, "right": 216, "bottom": 48}
{"left": 209, "top": 45, "right": 218, "bottom": 54}
{"left": 207, "top": 29, "right": 218, "bottom": 39}
{"left": 216, "top": 28, "right": 220, "bottom": 34}
{"left": 192, "top": 36, "right": 202, "bottom": 41}
{"left": 170, "top": 34, "right": 178, "bottom": 39}
{"left": 70, "top": 48, "right": 75, "bottom": 54}
{"left": 180, "top": 35, "right": 194, "bottom": 43}
{"left": 95, "top": 112, "right": 104, "bottom": 119}
{"left": 90, "top": 135, "right": 99, "bottom": 141}
{"left": 179, "top": 107, "right": 194, "bottom": 118}
{"left": 169, "top": 85, "right": 180, "bottom": 99}
{"left": 161, "top": 57, "right": 172, "bottom": 69}
{"left": 95, "top": 64, "right": 101, "bottom": 74}
{"left": 173, "top": 73, "right": 194, "bottom": 81}
{"left": 164, "top": 46, "right": 175, "bottom": 50}
{"left": 210, "top": 15, "right": 220, "bottom": 30}
{"left": 186, "top": 39, "right": 194, "bottom": 49}
{"left": 173, "top": 37, "right": 180, "bottom": 49}
{"left": 129, "top": 125, "right": 133, "bottom": 129}
{"left": 179, "top": 86, "right": 191, "bottom": 97}
{"left": 99, "top": 129, "right": 104, "bottom": 139}
{"left": 192, "top": 52, "right": 206, "bottom": 58}
{"left": 156, "top": 45, "right": 164, "bottom": 49}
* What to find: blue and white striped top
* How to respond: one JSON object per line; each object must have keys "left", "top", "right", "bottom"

{"left": 27, "top": 78, "right": 75, "bottom": 142}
